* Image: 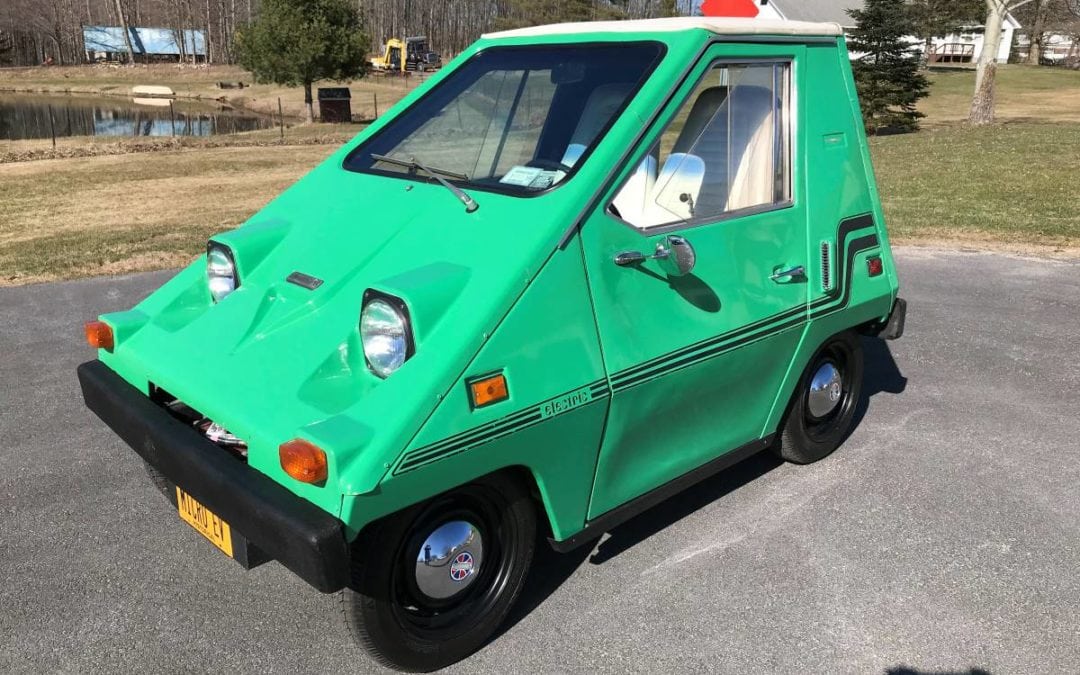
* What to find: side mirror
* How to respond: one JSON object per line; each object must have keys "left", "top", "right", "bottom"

{"left": 656, "top": 235, "right": 696, "bottom": 277}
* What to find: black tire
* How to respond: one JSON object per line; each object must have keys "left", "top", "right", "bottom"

{"left": 341, "top": 474, "right": 536, "bottom": 672}
{"left": 774, "top": 330, "right": 864, "bottom": 464}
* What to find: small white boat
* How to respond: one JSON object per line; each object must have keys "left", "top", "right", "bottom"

{"left": 131, "top": 85, "right": 175, "bottom": 98}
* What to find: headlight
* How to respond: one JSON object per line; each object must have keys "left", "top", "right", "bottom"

{"left": 207, "top": 243, "right": 238, "bottom": 303}
{"left": 360, "top": 293, "right": 414, "bottom": 378}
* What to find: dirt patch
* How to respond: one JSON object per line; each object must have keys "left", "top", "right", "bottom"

{"left": 892, "top": 233, "right": 1080, "bottom": 261}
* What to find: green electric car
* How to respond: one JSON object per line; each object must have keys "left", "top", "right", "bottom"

{"left": 79, "top": 16, "right": 906, "bottom": 672}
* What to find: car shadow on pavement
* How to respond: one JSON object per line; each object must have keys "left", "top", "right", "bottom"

{"left": 850, "top": 336, "right": 907, "bottom": 433}
{"left": 588, "top": 450, "right": 785, "bottom": 565}
{"left": 590, "top": 337, "right": 906, "bottom": 565}
{"left": 495, "top": 338, "right": 907, "bottom": 640}
{"left": 493, "top": 533, "right": 593, "bottom": 639}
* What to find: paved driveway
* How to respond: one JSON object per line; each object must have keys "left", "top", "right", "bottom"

{"left": 1, "top": 248, "right": 1078, "bottom": 673}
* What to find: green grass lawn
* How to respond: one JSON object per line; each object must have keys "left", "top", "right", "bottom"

{"left": 868, "top": 65, "right": 1080, "bottom": 250}
{"left": 872, "top": 123, "right": 1080, "bottom": 247}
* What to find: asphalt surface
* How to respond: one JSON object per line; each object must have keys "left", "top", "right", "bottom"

{"left": 2, "top": 248, "right": 1079, "bottom": 674}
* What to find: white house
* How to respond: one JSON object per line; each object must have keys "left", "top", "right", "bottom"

{"left": 701, "top": 0, "right": 1020, "bottom": 64}
{"left": 1016, "top": 32, "right": 1078, "bottom": 64}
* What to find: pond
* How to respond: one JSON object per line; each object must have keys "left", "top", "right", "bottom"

{"left": 0, "top": 93, "right": 277, "bottom": 140}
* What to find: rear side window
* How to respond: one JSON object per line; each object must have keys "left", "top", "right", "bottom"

{"left": 611, "top": 61, "right": 792, "bottom": 230}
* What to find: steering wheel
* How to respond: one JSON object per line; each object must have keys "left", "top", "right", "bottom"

{"left": 526, "top": 158, "right": 574, "bottom": 173}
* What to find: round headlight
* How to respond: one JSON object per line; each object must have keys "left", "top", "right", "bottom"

{"left": 361, "top": 298, "right": 410, "bottom": 378}
{"left": 207, "top": 245, "right": 237, "bottom": 303}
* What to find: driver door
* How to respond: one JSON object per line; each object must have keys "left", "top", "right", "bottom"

{"left": 581, "top": 51, "right": 809, "bottom": 519}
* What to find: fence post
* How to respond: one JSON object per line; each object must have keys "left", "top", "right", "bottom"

{"left": 169, "top": 101, "right": 176, "bottom": 137}
{"left": 373, "top": 92, "right": 378, "bottom": 120}
{"left": 278, "top": 97, "right": 284, "bottom": 140}
{"left": 47, "top": 104, "right": 56, "bottom": 148}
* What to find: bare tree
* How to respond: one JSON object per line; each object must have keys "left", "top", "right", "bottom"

{"left": 969, "top": 0, "right": 1034, "bottom": 124}
{"left": 0, "top": 0, "right": 678, "bottom": 67}
{"left": 113, "top": 0, "right": 136, "bottom": 62}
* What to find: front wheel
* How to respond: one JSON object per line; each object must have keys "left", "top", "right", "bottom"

{"left": 341, "top": 474, "right": 536, "bottom": 672}
{"left": 773, "top": 330, "right": 864, "bottom": 464}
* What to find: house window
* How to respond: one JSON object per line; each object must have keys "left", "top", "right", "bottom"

{"left": 610, "top": 61, "right": 792, "bottom": 230}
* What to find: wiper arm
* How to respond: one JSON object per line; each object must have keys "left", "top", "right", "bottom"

{"left": 371, "top": 153, "right": 479, "bottom": 213}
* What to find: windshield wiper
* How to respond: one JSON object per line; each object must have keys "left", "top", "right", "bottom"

{"left": 371, "top": 153, "right": 479, "bottom": 213}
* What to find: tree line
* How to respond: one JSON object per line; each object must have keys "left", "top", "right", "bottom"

{"left": 0, "top": 0, "right": 684, "bottom": 67}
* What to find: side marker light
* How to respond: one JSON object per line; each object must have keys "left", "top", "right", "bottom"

{"left": 469, "top": 373, "right": 509, "bottom": 409}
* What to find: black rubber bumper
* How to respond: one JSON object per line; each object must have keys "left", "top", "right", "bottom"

{"left": 77, "top": 360, "right": 350, "bottom": 593}
{"left": 881, "top": 297, "right": 907, "bottom": 340}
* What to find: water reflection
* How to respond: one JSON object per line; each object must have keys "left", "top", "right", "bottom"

{"left": 0, "top": 93, "right": 276, "bottom": 140}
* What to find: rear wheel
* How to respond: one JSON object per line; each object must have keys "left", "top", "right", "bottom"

{"left": 341, "top": 474, "right": 536, "bottom": 672}
{"left": 774, "top": 331, "right": 864, "bottom": 464}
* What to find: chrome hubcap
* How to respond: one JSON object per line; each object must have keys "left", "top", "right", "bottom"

{"left": 414, "top": 520, "right": 484, "bottom": 600}
{"left": 807, "top": 362, "right": 843, "bottom": 419}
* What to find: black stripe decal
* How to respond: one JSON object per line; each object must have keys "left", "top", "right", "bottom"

{"left": 613, "top": 316, "right": 806, "bottom": 391}
{"left": 610, "top": 215, "right": 878, "bottom": 392}
{"left": 396, "top": 215, "right": 879, "bottom": 474}
{"left": 396, "top": 379, "right": 610, "bottom": 474}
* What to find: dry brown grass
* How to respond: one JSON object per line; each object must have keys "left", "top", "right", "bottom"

{"left": 0, "top": 123, "right": 366, "bottom": 163}
{"left": 920, "top": 65, "right": 1080, "bottom": 125}
{"left": 0, "top": 145, "right": 338, "bottom": 285}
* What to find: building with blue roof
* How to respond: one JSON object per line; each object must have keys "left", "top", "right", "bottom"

{"left": 83, "top": 26, "right": 207, "bottom": 62}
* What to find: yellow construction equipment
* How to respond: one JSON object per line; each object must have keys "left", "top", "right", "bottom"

{"left": 369, "top": 36, "right": 441, "bottom": 74}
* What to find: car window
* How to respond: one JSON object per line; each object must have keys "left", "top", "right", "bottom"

{"left": 611, "top": 61, "right": 792, "bottom": 230}
{"left": 343, "top": 44, "right": 665, "bottom": 195}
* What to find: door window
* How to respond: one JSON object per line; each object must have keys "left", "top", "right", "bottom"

{"left": 611, "top": 62, "right": 792, "bottom": 230}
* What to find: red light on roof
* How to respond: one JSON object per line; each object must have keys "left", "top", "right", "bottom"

{"left": 700, "top": 0, "right": 760, "bottom": 18}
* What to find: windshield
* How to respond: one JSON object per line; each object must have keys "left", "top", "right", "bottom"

{"left": 343, "top": 43, "right": 665, "bottom": 195}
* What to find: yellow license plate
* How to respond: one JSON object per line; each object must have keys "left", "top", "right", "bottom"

{"left": 176, "top": 487, "right": 234, "bottom": 558}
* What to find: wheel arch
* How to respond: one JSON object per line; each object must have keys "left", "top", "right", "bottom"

{"left": 343, "top": 463, "right": 571, "bottom": 545}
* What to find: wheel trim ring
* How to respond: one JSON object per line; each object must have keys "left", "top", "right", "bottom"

{"left": 389, "top": 493, "right": 518, "bottom": 640}
{"left": 804, "top": 344, "right": 856, "bottom": 442}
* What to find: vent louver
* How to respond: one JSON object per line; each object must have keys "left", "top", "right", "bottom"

{"left": 821, "top": 241, "right": 833, "bottom": 292}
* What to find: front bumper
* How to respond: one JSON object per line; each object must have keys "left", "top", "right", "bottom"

{"left": 77, "top": 360, "right": 350, "bottom": 593}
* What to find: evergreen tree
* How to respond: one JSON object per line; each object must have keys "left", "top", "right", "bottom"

{"left": 847, "top": 0, "right": 930, "bottom": 133}
{"left": 235, "top": 0, "right": 369, "bottom": 123}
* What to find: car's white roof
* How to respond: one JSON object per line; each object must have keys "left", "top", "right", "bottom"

{"left": 483, "top": 17, "right": 843, "bottom": 40}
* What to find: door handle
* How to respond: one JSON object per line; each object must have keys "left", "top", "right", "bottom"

{"left": 769, "top": 265, "right": 805, "bottom": 282}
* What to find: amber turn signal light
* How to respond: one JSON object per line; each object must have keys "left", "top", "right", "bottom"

{"left": 84, "top": 320, "right": 114, "bottom": 351}
{"left": 469, "top": 373, "right": 509, "bottom": 409}
{"left": 279, "top": 439, "right": 328, "bottom": 484}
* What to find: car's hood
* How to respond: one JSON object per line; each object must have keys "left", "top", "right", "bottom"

{"left": 102, "top": 160, "right": 582, "bottom": 501}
